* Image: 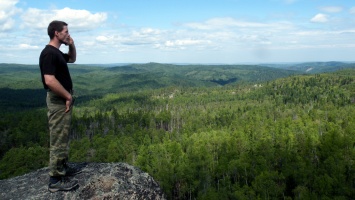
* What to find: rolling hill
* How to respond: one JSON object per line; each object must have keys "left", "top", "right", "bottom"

{"left": 0, "top": 61, "right": 354, "bottom": 112}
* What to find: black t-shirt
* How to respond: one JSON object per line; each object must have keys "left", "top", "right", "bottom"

{"left": 39, "top": 45, "right": 73, "bottom": 92}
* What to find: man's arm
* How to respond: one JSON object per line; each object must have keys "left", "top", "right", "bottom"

{"left": 67, "top": 36, "right": 76, "bottom": 63}
{"left": 44, "top": 74, "right": 73, "bottom": 113}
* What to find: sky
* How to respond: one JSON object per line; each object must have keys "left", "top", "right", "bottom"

{"left": 1, "top": 0, "right": 355, "bottom": 64}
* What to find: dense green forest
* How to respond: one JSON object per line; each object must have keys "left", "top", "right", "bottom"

{"left": 0, "top": 63, "right": 354, "bottom": 199}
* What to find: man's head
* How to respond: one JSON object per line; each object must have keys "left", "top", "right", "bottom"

{"left": 48, "top": 20, "right": 68, "bottom": 39}
{"left": 48, "top": 20, "right": 71, "bottom": 46}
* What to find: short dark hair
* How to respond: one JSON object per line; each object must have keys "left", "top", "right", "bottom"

{"left": 47, "top": 20, "right": 68, "bottom": 39}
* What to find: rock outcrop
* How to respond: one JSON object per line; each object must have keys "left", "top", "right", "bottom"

{"left": 0, "top": 162, "right": 166, "bottom": 200}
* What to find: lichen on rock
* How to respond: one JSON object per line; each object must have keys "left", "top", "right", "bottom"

{"left": 0, "top": 162, "right": 165, "bottom": 200}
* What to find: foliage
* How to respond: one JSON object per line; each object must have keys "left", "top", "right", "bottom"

{"left": 0, "top": 145, "right": 48, "bottom": 179}
{"left": 0, "top": 63, "right": 355, "bottom": 199}
{"left": 0, "top": 62, "right": 298, "bottom": 110}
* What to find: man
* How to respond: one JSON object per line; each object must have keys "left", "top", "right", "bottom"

{"left": 39, "top": 20, "right": 81, "bottom": 192}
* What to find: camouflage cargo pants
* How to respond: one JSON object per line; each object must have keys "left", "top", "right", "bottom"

{"left": 46, "top": 91, "right": 73, "bottom": 177}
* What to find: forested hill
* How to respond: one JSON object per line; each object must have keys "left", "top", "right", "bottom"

{"left": 1, "top": 62, "right": 298, "bottom": 111}
{"left": 2, "top": 61, "right": 354, "bottom": 94}
{"left": 0, "top": 62, "right": 355, "bottom": 199}
{"left": 104, "top": 62, "right": 299, "bottom": 86}
{"left": 1, "top": 62, "right": 354, "bottom": 109}
{"left": 1, "top": 62, "right": 298, "bottom": 90}
{"left": 261, "top": 61, "right": 355, "bottom": 74}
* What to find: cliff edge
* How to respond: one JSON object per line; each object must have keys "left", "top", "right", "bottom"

{"left": 0, "top": 162, "right": 165, "bottom": 200}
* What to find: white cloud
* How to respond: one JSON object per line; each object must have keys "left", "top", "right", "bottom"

{"left": 21, "top": 7, "right": 107, "bottom": 31}
{"left": 140, "top": 28, "right": 161, "bottom": 35}
{"left": 96, "top": 35, "right": 111, "bottom": 42}
{"left": 294, "top": 30, "right": 327, "bottom": 36}
{"left": 20, "top": 8, "right": 53, "bottom": 29}
{"left": 94, "top": 28, "right": 163, "bottom": 47}
{"left": 18, "top": 43, "right": 39, "bottom": 50}
{"left": 164, "top": 39, "right": 208, "bottom": 48}
{"left": 1, "top": 1, "right": 354, "bottom": 64}
{"left": 94, "top": 27, "right": 214, "bottom": 52}
{"left": 0, "top": 0, "right": 22, "bottom": 31}
{"left": 176, "top": 17, "right": 295, "bottom": 51}
{"left": 184, "top": 17, "right": 294, "bottom": 32}
{"left": 310, "top": 13, "right": 328, "bottom": 23}
{"left": 185, "top": 17, "right": 269, "bottom": 30}
{"left": 320, "top": 6, "right": 343, "bottom": 13}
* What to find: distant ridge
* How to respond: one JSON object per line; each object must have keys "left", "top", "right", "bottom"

{"left": 82, "top": 63, "right": 134, "bottom": 67}
{"left": 260, "top": 61, "right": 355, "bottom": 73}
{"left": 1, "top": 62, "right": 354, "bottom": 100}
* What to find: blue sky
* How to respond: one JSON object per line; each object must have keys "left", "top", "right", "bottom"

{"left": 1, "top": 0, "right": 355, "bottom": 64}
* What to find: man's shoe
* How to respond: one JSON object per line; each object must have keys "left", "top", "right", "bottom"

{"left": 65, "top": 164, "right": 82, "bottom": 176}
{"left": 48, "top": 177, "right": 78, "bottom": 193}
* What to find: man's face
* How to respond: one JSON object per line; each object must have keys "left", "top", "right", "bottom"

{"left": 56, "top": 26, "right": 70, "bottom": 45}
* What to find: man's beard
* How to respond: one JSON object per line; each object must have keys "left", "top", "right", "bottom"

{"left": 59, "top": 38, "right": 68, "bottom": 45}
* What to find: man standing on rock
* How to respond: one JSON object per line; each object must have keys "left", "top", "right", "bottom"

{"left": 39, "top": 20, "right": 81, "bottom": 192}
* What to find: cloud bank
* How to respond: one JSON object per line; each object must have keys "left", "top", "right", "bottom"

{"left": 1, "top": 0, "right": 355, "bottom": 64}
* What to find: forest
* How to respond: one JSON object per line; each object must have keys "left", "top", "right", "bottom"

{"left": 0, "top": 62, "right": 354, "bottom": 199}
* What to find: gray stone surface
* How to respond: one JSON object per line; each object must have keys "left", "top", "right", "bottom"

{"left": 0, "top": 162, "right": 166, "bottom": 200}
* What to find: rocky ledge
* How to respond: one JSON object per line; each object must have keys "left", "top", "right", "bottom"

{"left": 0, "top": 162, "right": 165, "bottom": 200}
